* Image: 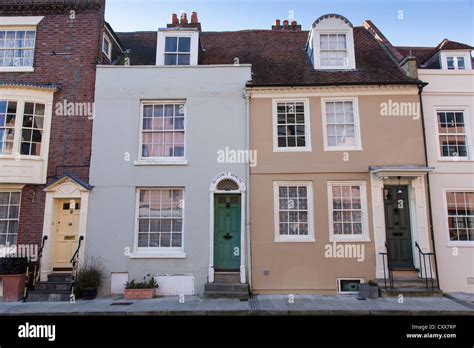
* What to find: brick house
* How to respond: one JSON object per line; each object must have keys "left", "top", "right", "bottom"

{"left": 0, "top": 0, "right": 122, "bottom": 299}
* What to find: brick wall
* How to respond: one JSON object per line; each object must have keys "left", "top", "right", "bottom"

{"left": 0, "top": 1, "right": 106, "bottom": 245}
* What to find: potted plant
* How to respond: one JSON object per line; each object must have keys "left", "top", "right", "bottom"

{"left": 0, "top": 257, "right": 28, "bottom": 302}
{"left": 358, "top": 280, "right": 379, "bottom": 299}
{"left": 124, "top": 276, "right": 158, "bottom": 299}
{"left": 74, "top": 259, "right": 104, "bottom": 300}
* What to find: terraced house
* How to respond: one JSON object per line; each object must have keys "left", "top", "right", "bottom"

{"left": 87, "top": 12, "right": 252, "bottom": 298}
{"left": 246, "top": 15, "right": 437, "bottom": 295}
{"left": 0, "top": 0, "right": 122, "bottom": 301}
{"left": 393, "top": 40, "right": 474, "bottom": 293}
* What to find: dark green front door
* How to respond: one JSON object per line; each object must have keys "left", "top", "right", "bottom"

{"left": 384, "top": 186, "right": 414, "bottom": 269}
{"left": 214, "top": 194, "right": 241, "bottom": 271}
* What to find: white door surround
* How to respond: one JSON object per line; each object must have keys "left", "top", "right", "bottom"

{"left": 40, "top": 176, "right": 91, "bottom": 280}
{"left": 208, "top": 172, "right": 246, "bottom": 284}
{"left": 370, "top": 170, "right": 432, "bottom": 279}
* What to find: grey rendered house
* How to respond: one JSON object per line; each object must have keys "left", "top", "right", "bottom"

{"left": 86, "top": 13, "right": 251, "bottom": 296}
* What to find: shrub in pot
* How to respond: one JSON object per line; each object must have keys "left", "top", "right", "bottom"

{"left": 73, "top": 258, "right": 104, "bottom": 300}
{"left": 0, "top": 257, "right": 28, "bottom": 302}
{"left": 124, "top": 276, "right": 158, "bottom": 299}
{"left": 358, "top": 280, "right": 379, "bottom": 299}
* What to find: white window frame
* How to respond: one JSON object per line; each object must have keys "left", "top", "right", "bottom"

{"left": 443, "top": 188, "right": 474, "bottom": 247}
{"left": 0, "top": 91, "right": 52, "bottom": 160}
{"left": 327, "top": 181, "right": 370, "bottom": 242}
{"left": 319, "top": 33, "right": 348, "bottom": 68}
{"left": 102, "top": 33, "right": 112, "bottom": 59}
{"left": 0, "top": 189, "right": 21, "bottom": 247}
{"left": 136, "top": 100, "right": 187, "bottom": 166}
{"left": 321, "top": 96, "right": 362, "bottom": 151}
{"left": 434, "top": 107, "right": 472, "bottom": 161}
{"left": 272, "top": 98, "right": 312, "bottom": 152}
{"left": 131, "top": 187, "right": 186, "bottom": 258}
{"left": 337, "top": 278, "right": 364, "bottom": 294}
{"left": 0, "top": 17, "right": 43, "bottom": 72}
{"left": 273, "top": 181, "right": 315, "bottom": 243}
{"left": 440, "top": 51, "right": 472, "bottom": 70}
{"left": 156, "top": 29, "right": 199, "bottom": 66}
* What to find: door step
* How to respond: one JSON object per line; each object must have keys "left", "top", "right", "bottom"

{"left": 204, "top": 272, "right": 249, "bottom": 300}
{"left": 380, "top": 287, "right": 443, "bottom": 297}
{"left": 27, "top": 273, "right": 72, "bottom": 302}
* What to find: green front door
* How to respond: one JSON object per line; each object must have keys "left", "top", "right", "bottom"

{"left": 214, "top": 194, "right": 241, "bottom": 271}
{"left": 384, "top": 186, "right": 414, "bottom": 269}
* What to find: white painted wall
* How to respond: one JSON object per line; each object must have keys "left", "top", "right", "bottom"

{"left": 420, "top": 69, "right": 474, "bottom": 293}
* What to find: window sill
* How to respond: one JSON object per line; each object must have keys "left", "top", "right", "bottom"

{"left": 330, "top": 237, "right": 371, "bottom": 243}
{"left": 274, "top": 237, "right": 315, "bottom": 243}
{"left": 134, "top": 159, "right": 188, "bottom": 166}
{"left": 447, "top": 242, "right": 474, "bottom": 248}
{"left": 324, "top": 147, "right": 363, "bottom": 152}
{"left": 437, "top": 158, "right": 472, "bottom": 162}
{"left": 0, "top": 67, "right": 34, "bottom": 72}
{"left": 273, "top": 147, "right": 312, "bottom": 153}
{"left": 129, "top": 252, "right": 186, "bottom": 259}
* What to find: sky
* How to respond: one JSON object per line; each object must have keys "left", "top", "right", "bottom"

{"left": 105, "top": 0, "right": 474, "bottom": 47}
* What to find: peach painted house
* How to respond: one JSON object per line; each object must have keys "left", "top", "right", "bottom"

{"left": 245, "top": 14, "right": 436, "bottom": 295}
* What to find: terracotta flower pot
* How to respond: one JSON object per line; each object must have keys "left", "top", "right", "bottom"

{"left": 124, "top": 288, "right": 155, "bottom": 299}
{"left": 2, "top": 274, "right": 26, "bottom": 302}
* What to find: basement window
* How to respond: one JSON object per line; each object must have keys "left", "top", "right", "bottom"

{"left": 337, "top": 279, "right": 362, "bottom": 294}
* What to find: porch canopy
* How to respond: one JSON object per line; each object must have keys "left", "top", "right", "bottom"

{"left": 369, "top": 165, "right": 434, "bottom": 178}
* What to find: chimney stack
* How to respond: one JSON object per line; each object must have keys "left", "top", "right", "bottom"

{"left": 171, "top": 13, "right": 179, "bottom": 26}
{"left": 180, "top": 13, "right": 188, "bottom": 24}
{"left": 167, "top": 11, "right": 201, "bottom": 31}
{"left": 191, "top": 12, "right": 199, "bottom": 24}
{"left": 272, "top": 18, "right": 301, "bottom": 31}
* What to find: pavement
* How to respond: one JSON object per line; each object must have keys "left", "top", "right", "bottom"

{"left": 0, "top": 294, "right": 473, "bottom": 315}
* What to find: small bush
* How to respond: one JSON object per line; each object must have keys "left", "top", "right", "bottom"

{"left": 125, "top": 276, "right": 158, "bottom": 289}
{"left": 74, "top": 258, "right": 104, "bottom": 298}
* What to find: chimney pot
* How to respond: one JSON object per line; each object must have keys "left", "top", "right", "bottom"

{"left": 171, "top": 13, "right": 179, "bottom": 25}
{"left": 291, "top": 20, "right": 297, "bottom": 27}
{"left": 275, "top": 19, "right": 281, "bottom": 27}
{"left": 283, "top": 20, "right": 289, "bottom": 27}
{"left": 180, "top": 13, "right": 188, "bottom": 24}
{"left": 191, "top": 12, "right": 199, "bottom": 24}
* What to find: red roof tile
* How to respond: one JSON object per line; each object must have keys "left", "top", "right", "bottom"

{"left": 117, "top": 27, "right": 418, "bottom": 86}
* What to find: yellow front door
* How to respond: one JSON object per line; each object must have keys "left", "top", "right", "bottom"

{"left": 53, "top": 199, "right": 81, "bottom": 268}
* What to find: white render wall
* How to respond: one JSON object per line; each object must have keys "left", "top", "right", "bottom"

{"left": 87, "top": 65, "right": 251, "bottom": 295}
{"left": 420, "top": 69, "right": 474, "bottom": 293}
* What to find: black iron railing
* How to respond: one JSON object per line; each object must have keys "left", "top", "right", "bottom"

{"left": 70, "top": 236, "right": 84, "bottom": 298}
{"left": 415, "top": 241, "right": 437, "bottom": 289}
{"left": 379, "top": 242, "right": 394, "bottom": 289}
{"left": 34, "top": 235, "right": 48, "bottom": 284}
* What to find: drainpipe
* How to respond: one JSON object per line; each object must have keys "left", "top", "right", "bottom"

{"left": 417, "top": 82, "right": 440, "bottom": 289}
{"left": 244, "top": 89, "right": 252, "bottom": 289}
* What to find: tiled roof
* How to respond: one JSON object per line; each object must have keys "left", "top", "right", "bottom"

{"left": 117, "top": 27, "right": 419, "bottom": 86}
{"left": 395, "top": 39, "right": 473, "bottom": 68}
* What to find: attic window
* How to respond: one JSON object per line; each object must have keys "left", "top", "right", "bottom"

{"left": 320, "top": 34, "right": 347, "bottom": 67}
{"left": 308, "top": 14, "right": 356, "bottom": 70}
{"left": 102, "top": 34, "right": 112, "bottom": 59}
{"left": 447, "top": 56, "right": 465, "bottom": 70}
{"left": 164, "top": 36, "right": 191, "bottom": 65}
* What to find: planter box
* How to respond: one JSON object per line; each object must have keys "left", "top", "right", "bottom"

{"left": 2, "top": 274, "right": 26, "bottom": 302}
{"left": 358, "top": 283, "right": 379, "bottom": 299}
{"left": 124, "top": 288, "right": 155, "bottom": 300}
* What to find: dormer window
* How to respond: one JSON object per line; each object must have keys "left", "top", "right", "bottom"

{"left": 447, "top": 56, "right": 465, "bottom": 70}
{"left": 102, "top": 34, "right": 111, "bottom": 59}
{"left": 164, "top": 36, "right": 191, "bottom": 65}
{"left": 440, "top": 50, "right": 472, "bottom": 70}
{"left": 156, "top": 12, "right": 201, "bottom": 66}
{"left": 320, "top": 33, "right": 347, "bottom": 67}
{"left": 307, "top": 14, "right": 356, "bottom": 70}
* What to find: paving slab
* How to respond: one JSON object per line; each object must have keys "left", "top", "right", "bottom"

{"left": 0, "top": 294, "right": 472, "bottom": 315}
